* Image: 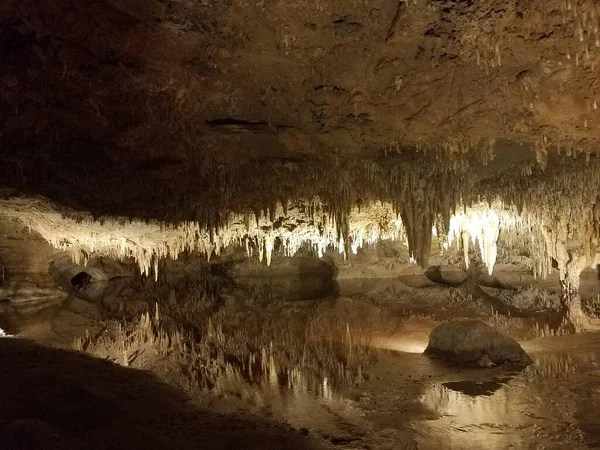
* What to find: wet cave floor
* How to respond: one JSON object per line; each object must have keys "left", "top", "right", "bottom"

{"left": 2, "top": 269, "right": 600, "bottom": 450}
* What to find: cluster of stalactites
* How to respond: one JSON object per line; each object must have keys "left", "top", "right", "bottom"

{"left": 448, "top": 206, "right": 497, "bottom": 275}
{"left": 445, "top": 201, "right": 600, "bottom": 282}
{"left": 484, "top": 159, "right": 600, "bottom": 279}
{"left": 0, "top": 196, "right": 407, "bottom": 280}
{"left": 445, "top": 202, "right": 529, "bottom": 276}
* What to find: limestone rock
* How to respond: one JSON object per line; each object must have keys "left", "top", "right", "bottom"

{"left": 424, "top": 319, "right": 532, "bottom": 367}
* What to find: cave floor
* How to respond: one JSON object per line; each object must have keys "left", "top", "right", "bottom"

{"left": 2, "top": 272, "right": 600, "bottom": 449}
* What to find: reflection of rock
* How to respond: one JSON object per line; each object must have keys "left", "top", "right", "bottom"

{"left": 425, "top": 265, "right": 467, "bottom": 285}
{"left": 425, "top": 319, "right": 532, "bottom": 367}
{"left": 229, "top": 256, "right": 337, "bottom": 300}
{"left": 479, "top": 285, "right": 561, "bottom": 313}
{"left": 443, "top": 377, "right": 511, "bottom": 396}
{"left": 229, "top": 255, "right": 335, "bottom": 278}
{"left": 0, "top": 281, "right": 65, "bottom": 334}
{"left": 0, "top": 218, "right": 65, "bottom": 325}
{"left": 50, "top": 296, "right": 103, "bottom": 340}
{"left": 49, "top": 254, "right": 135, "bottom": 303}
{"left": 233, "top": 274, "right": 336, "bottom": 301}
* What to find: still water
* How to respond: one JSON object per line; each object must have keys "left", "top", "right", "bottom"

{"left": 6, "top": 271, "right": 600, "bottom": 449}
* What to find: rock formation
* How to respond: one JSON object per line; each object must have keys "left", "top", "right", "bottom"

{"left": 425, "top": 319, "right": 533, "bottom": 367}
{"left": 0, "top": 1, "right": 599, "bottom": 331}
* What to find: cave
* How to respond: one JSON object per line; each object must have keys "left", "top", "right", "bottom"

{"left": 70, "top": 271, "right": 92, "bottom": 291}
{"left": 1, "top": 1, "right": 600, "bottom": 448}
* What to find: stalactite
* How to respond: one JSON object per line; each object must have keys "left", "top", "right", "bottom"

{"left": 0, "top": 195, "right": 408, "bottom": 278}
{"left": 8, "top": 144, "right": 600, "bottom": 295}
{"left": 398, "top": 193, "right": 434, "bottom": 269}
{"left": 447, "top": 204, "right": 509, "bottom": 275}
{"left": 462, "top": 231, "right": 470, "bottom": 270}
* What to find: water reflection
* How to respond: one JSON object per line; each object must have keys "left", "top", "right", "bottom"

{"left": 418, "top": 378, "right": 548, "bottom": 449}
{"left": 442, "top": 377, "right": 511, "bottom": 396}
{"left": 232, "top": 273, "right": 337, "bottom": 301}
{"left": 212, "top": 358, "right": 367, "bottom": 443}
{"left": 526, "top": 353, "right": 580, "bottom": 379}
{"left": 415, "top": 349, "right": 600, "bottom": 449}
{"left": 32, "top": 263, "right": 600, "bottom": 449}
{"left": 215, "top": 318, "right": 556, "bottom": 447}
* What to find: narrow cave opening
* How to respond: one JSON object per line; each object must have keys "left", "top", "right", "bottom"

{"left": 70, "top": 271, "right": 92, "bottom": 291}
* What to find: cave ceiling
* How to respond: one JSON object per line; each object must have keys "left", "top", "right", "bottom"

{"left": 2, "top": 0, "right": 600, "bottom": 217}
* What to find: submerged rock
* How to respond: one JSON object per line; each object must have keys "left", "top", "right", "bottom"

{"left": 424, "top": 319, "right": 532, "bottom": 367}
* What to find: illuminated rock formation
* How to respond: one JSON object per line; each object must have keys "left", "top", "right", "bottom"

{"left": 477, "top": 158, "right": 600, "bottom": 330}
{"left": 1, "top": 149, "right": 599, "bottom": 332}
{"left": 448, "top": 205, "right": 505, "bottom": 275}
{"left": 0, "top": 195, "right": 406, "bottom": 281}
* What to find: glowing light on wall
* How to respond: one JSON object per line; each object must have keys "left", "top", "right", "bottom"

{"left": 0, "top": 327, "right": 13, "bottom": 337}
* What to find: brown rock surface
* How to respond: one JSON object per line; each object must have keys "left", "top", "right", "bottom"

{"left": 1, "top": 1, "right": 598, "bottom": 215}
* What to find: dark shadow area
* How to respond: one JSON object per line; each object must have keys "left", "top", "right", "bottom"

{"left": 574, "top": 384, "right": 600, "bottom": 448}
{"left": 71, "top": 271, "right": 92, "bottom": 291}
{"left": 228, "top": 256, "right": 338, "bottom": 301}
{"left": 0, "top": 338, "right": 319, "bottom": 450}
{"left": 443, "top": 377, "right": 512, "bottom": 397}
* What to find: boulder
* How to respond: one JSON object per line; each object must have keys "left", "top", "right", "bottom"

{"left": 424, "top": 319, "right": 532, "bottom": 367}
{"left": 425, "top": 265, "right": 467, "bottom": 285}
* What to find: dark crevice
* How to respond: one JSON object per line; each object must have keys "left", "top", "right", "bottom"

{"left": 205, "top": 118, "right": 294, "bottom": 132}
{"left": 313, "top": 85, "right": 345, "bottom": 92}
{"left": 71, "top": 271, "right": 92, "bottom": 291}
{"left": 206, "top": 118, "right": 268, "bottom": 128}
{"left": 385, "top": 1, "right": 407, "bottom": 42}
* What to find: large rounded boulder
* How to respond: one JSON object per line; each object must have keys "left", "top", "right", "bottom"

{"left": 424, "top": 319, "right": 532, "bottom": 367}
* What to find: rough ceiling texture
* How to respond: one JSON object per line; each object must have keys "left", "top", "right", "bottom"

{"left": 2, "top": 0, "right": 600, "bottom": 330}
{"left": 1, "top": 0, "right": 599, "bottom": 216}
